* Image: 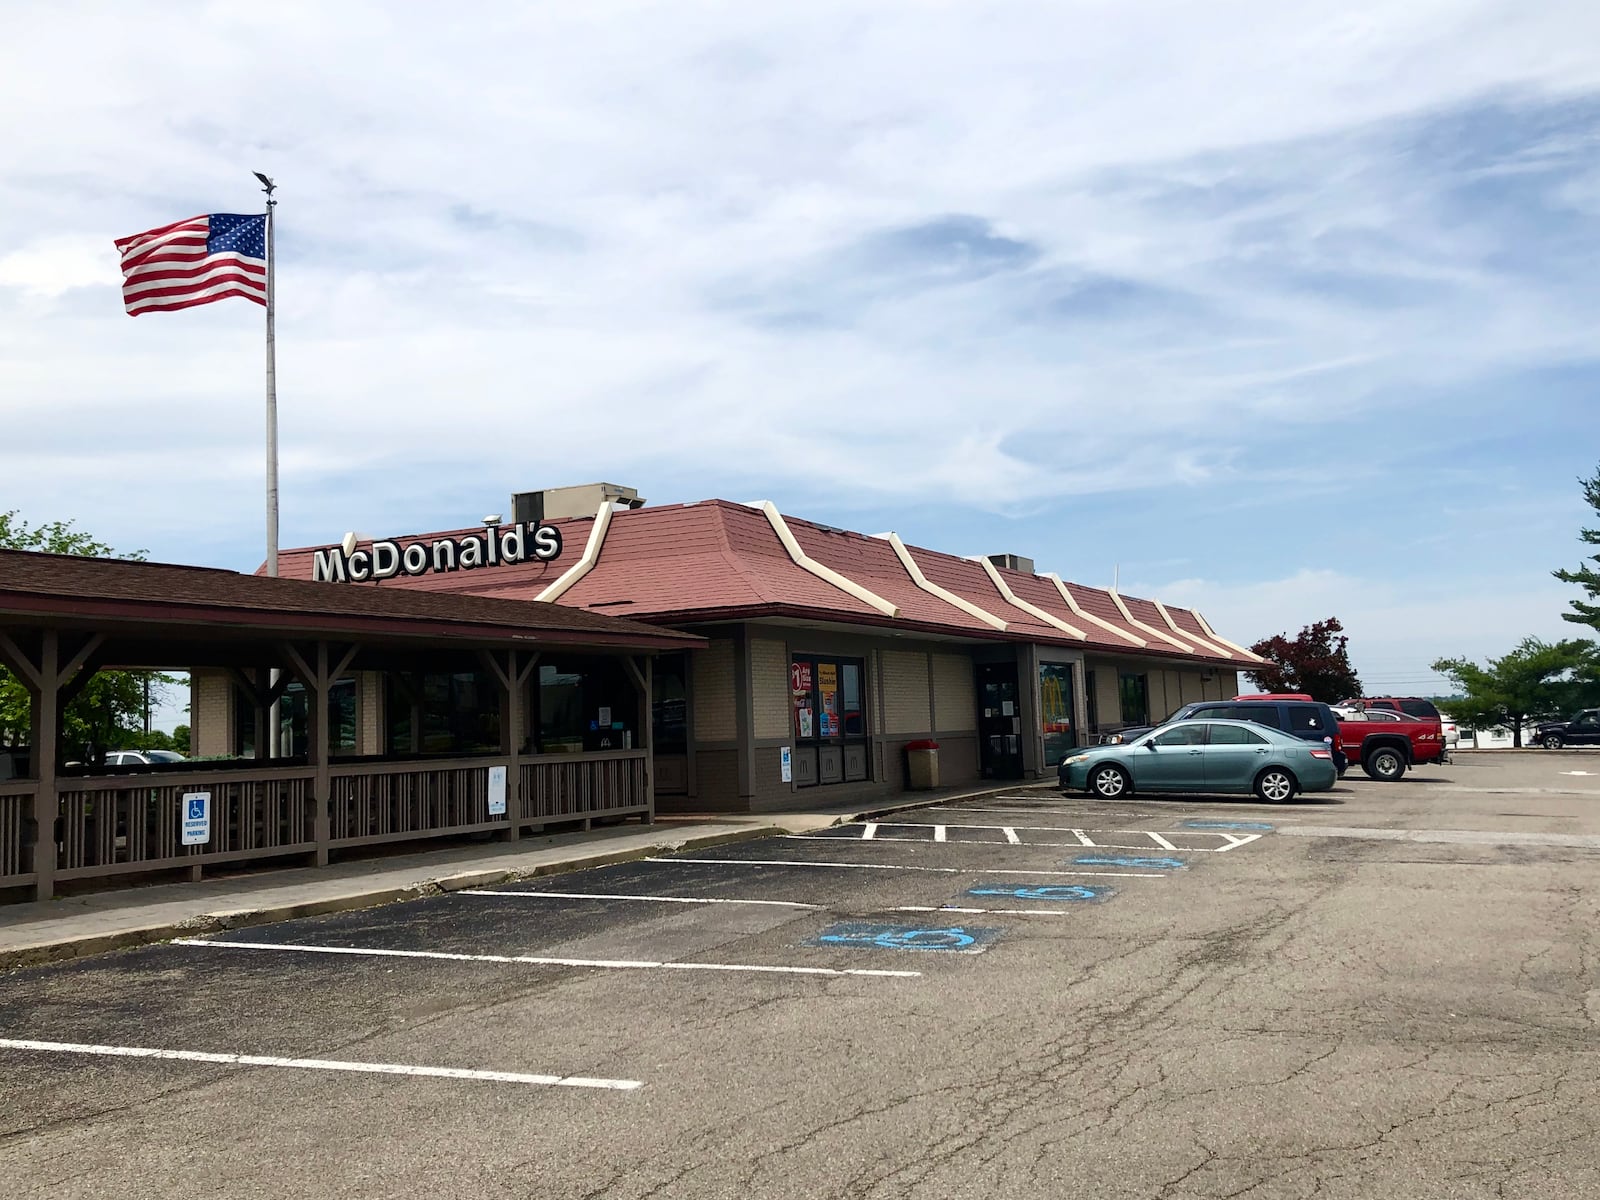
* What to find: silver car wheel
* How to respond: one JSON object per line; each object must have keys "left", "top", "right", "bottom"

{"left": 1090, "top": 766, "right": 1127, "bottom": 798}
{"left": 1257, "top": 770, "right": 1293, "bottom": 803}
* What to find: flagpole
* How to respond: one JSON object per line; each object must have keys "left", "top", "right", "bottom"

{"left": 259, "top": 172, "right": 279, "bottom": 577}
{"left": 256, "top": 172, "right": 281, "bottom": 759}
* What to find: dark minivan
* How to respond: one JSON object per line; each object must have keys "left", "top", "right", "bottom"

{"left": 1107, "top": 698, "right": 1347, "bottom": 773}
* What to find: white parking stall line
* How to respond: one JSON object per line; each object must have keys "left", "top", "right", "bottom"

{"left": 653, "top": 856, "right": 1166, "bottom": 879}
{"left": 1002, "top": 827, "right": 1021, "bottom": 845}
{"left": 458, "top": 889, "right": 822, "bottom": 909}
{"left": 0, "top": 1037, "right": 643, "bottom": 1091}
{"left": 933, "top": 825, "right": 947, "bottom": 843}
{"left": 894, "top": 905, "right": 1073, "bottom": 917}
{"left": 1215, "top": 834, "right": 1263, "bottom": 851}
{"left": 782, "top": 834, "right": 1236, "bottom": 851}
{"left": 862, "top": 822, "right": 878, "bottom": 840}
{"left": 170, "top": 938, "right": 920, "bottom": 979}
{"left": 1146, "top": 832, "right": 1178, "bottom": 851}
{"left": 1072, "top": 829, "right": 1097, "bottom": 846}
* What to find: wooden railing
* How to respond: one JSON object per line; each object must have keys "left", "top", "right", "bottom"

{"left": 0, "top": 749, "right": 651, "bottom": 897}
{"left": 520, "top": 749, "right": 650, "bottom": 822}
{"left": 52, "top": 767, "right": 318, "bottom": 880}
{"left": 0, "top": 781, "right": 33, "bottom": 886}
{"left": 328, "top": 757, "right": 503, "bottom": 847}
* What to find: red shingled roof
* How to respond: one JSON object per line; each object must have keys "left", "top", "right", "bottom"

{"left": 272, "top": 499, "right": 1244, "bottom": 666}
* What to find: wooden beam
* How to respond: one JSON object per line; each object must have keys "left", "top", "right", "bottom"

{"left": 622, "top": 654, "right": 648, "bottom": 696}
{"left": 279, "top": 641, "right": 316, "bottom": 689}
{"left": 0, "top": 631, "right": 42, "bottom": 689}
{"left": 54, "top": 633, "right": 106, "bottom": 689}
{"left": 478, "top": 649, "right": 512, "bottom": 692}
{"left": 515, "top": 652, "right": 541, "bottom": 688}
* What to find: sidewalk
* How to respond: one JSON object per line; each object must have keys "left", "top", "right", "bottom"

{"left": 0, "top": 780, "right": 1050, "bottom": 970}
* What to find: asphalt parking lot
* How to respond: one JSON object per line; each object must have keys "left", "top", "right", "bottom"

{"left": 3, "top": 751, "right": 1599, "bottom": 1199}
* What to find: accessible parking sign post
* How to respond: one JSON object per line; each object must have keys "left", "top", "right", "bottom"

{"left": 180, "top": 792, "right": 211, "bottom": 847}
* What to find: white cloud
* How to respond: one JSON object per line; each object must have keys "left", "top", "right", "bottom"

{"left": 1148, "top": 568, "right": 1588, "bottom": 696}
{"left": 1, "top": 0, "right": 1599, "bottom": 567}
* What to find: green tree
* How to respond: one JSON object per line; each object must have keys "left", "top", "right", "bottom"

{"left": 0, "top": 512, "right": 179, "bottom": 757}
{"left": 1555, "top": 464, "right": 1600, "bottom": 632}
{"left": 1247, "top": 617, "right": 1362, "bottom": 702}
{"left": 1430, "top": 638, "right": 1597, "bottom": 748}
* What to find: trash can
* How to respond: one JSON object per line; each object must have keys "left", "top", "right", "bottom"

{"left": 904, "top": 739, "right": 940, "bottom": 790}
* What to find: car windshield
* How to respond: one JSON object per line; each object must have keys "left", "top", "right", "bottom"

{"left": 145, "top": 750, "right": 185, "bottom": 762}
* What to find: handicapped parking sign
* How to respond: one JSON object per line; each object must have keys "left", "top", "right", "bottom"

{"left": 812, "top": 922, "right": 997, "bottom": 953}
{"left": 969, "top": 884, "right": 1113, "bottom": 903}
{"left": 1073, "top": 854, "right": 1186, "bottom": 870}
{"left": 180, "top": 792, "right": 211, "bottom": 847}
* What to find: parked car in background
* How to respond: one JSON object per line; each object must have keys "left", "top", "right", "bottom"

{"left": 1344, "top": 696, "right": 1443, "bottom": 721}
{"left": 1529, "top": 710, "right": 1600, "bottom": 750}
{"left": 1061, "top": 719, "right": 1338, "bottom": 802}
{"left": 1103, "top": 697, "right": 1347, "bottom": 773}
{"left": 1334, "top": 709, "right": 1445, "bottom": 781}
{"left": 103, "top": 750, "right": 187, "bottom": 766}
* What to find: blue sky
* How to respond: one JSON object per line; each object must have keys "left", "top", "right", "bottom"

{"left": 4, "top": 0, "right": 1600, "bottom": 705}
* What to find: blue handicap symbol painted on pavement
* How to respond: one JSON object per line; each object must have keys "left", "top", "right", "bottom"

{"left": 1073, "top": 855, "right": 1187, "bottom": 870}
{"left": 1182, "top": 820, "right": 1274, "bottom": 831}
{"left": 813, "top": 922, "right": 998, "bottom": 953}
{"left": 968, "top": 884, "right": 1113, "bottom": 903}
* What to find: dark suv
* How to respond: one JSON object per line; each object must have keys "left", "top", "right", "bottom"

{"left": 1109, "top": 698, "right": 1347, "bottom": 772}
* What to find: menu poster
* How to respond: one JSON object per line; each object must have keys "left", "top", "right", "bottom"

{"left": 817, "top": 662, "right": 839, "bottom": 739}
{"left": 790, "top": 661, "right": 814, "bottom": 694}
{"left": 797, "top": 707, "right": 814, "bottom": 738}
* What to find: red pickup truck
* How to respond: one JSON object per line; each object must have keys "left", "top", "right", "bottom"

{"left": 1336, "top": 709, "right": 1446, "bottom": 781}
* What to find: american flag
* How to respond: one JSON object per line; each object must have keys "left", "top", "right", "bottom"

{"left": 114, "top": 213, "right": 268, "bottom": 316}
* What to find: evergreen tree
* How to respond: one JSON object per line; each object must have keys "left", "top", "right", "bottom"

{"left": 1555, "top": 464, "right": 1600, "bottom": 632}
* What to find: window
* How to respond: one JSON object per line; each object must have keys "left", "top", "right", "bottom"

{"left": 1039, "top": 663, "right": 1077, "bottom": 766}
{"left": 537, "top": 656, "right": 638, "bottom": 754}
{"left": 1208, "top": 723, "right": 1268, "bottom": 745}
{"left": 1287, "top": 706, "right": 1328, "bottom": 734}
{"left": 790, "top": 655, "right": 866, "bottom": 742}
{"left": 386, "top": 671, "right": 501, "bottom": 755}
{"left": 1118, "top": 673, "right": 1149, "bottom": 725}
{"left": 277, "top": 677, "right": 358, "bottom": 758}
{"left": 652, "top": 653, "right": 688, "bottom": 754}
{"left": 1235, "top": 704, "right": 1283, "bottom": 729}
{"left": 1151, "top": 724, "right": 1206, "bottom": 747}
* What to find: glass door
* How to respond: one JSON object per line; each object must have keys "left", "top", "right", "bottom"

{"left": 976, "top": 662, "right": 1023, "bottom": 779}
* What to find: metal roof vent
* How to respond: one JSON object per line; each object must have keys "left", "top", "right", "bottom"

{"left": 987, "top": 553, "right": 1035, "bottom": 575}
{"left": 512, "top": 483, "right": 644, "bottom": 523}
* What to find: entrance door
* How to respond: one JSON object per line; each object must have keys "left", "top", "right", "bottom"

{"left": 977, "top": 662, "right": 1024, "bottom": 779}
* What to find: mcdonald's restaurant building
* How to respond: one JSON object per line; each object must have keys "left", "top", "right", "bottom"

{"left": 192, "top": 484, "right": 1255, "bottom": 814}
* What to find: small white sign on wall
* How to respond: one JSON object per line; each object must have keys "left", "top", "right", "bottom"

{"left": 180, "top": 792, "right": 211, "bottom": 846}
{"left": 781, "top": 746, "right": 792, "bottom": 783}
{"left": 487, "top": 765, "right": 508, "bottom": 816}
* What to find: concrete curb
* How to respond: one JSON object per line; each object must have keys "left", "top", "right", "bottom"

{"left": 0, "top": 824, "right": 785, "bottom": 972}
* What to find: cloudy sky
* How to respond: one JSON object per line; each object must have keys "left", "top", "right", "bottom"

{"left": 5, "top": 0, "right": 1600, "bottom": 700}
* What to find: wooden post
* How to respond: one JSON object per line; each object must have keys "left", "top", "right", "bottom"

{"left": 311, "top": 643, "right": 332, "bottom": 865}
{"left": 621, "top": 653, "right": 655, "bottom": 826}
{"left": 31, "top": 631, "right": 59, "bottom": 902}
{"left": 642, "top": 655, "right": 654, "bottom": 825}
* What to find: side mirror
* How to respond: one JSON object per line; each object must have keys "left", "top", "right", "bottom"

{"left": 1145, "top": 741, "right": 1159, "bottom": 750}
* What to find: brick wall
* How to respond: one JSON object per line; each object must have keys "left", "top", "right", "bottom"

{"left": 693, "top": 640, "right": 737, "bottom": 742}
{"left": 358, "top": 672, "right": 384, "bottom": 754}
{"left": 192, "top": 670, "right": 233, "bottom": 757}
{"left": 930, "top": 653, "right": 976, "bottom": 731}
{"left": 751, "top": 637, "right": 790, "bottom": 739}
{"left": 880, "top": 650, "right": 931, "bottom": 734}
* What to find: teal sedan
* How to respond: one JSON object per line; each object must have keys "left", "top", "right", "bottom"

{"left": 1059, "top": 719, "right": 1337, "bottom": 803}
